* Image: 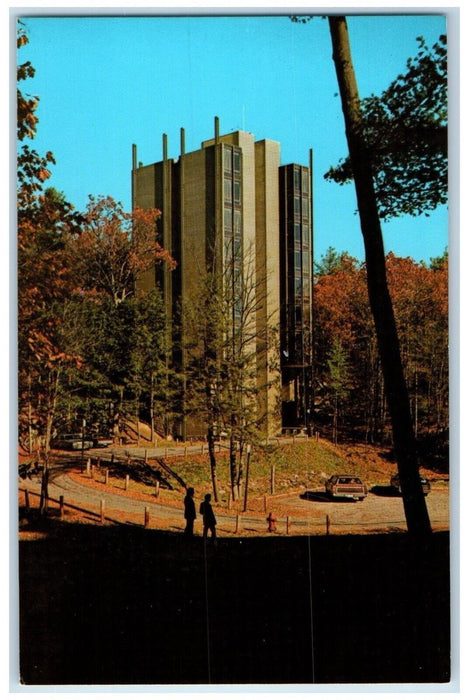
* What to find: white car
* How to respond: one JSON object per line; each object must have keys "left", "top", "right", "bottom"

{"left": 51, "top": 434, "right": 94, "bottom": 451}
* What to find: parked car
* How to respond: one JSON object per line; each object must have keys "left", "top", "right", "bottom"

{"left": 51, "top": 434, "right": 94, "bottom": 451}
{"left": 92, "top": 436, "right": 114, "bottom": 448}
{"left": 390, "top": 473, "right": 431, "bottom": 496}
{"left": 325, "top": 474, "right": 367, "bottom": 501}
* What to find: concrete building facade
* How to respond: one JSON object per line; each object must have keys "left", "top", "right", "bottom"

{"left": 279, "top": 161, "right": 314, "bottom": 430}
{"left": 132, "top": 118, "right": 312, "bottom": 438}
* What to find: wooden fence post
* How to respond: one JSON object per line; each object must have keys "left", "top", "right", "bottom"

{"left": 326, "top": 514, "right": 330, "bottom": 535}
{"left": 155, "top": 480, "right": 160, "bottom": 497}
{"left": 24, "top": 489, "right": 30, "bottom": 511}
{"left": 104, "top": 468, "right": 109, "bottom": 485}
{"left": 144, "top": 507, "right": 150, "bottom": 528}
{"left": 59, "top": 495, "right": 64, "bottom": 519}
{"left": 264, "top": 495, "right": 267, "bottom": 513}
{"left": 125, "top": 474, "right": 130, "bottom": 491}
{"left": 235, "top": 514, "right": 240, "bottom": 534}
{"left": 286, "top": 516, "right": 291, "bottom": 535}
{"left": 100, "top": 499, "right": 105, "bottom": 524}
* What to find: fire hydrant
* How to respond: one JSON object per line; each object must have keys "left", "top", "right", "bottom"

{"left": 267, "top": 511, "right": 277, "bottom": 533}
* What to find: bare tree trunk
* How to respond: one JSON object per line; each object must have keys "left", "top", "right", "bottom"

{"left": 135, "top": 394, "right": 140, "bottom": 446}
{"left": 27, "top": 373, "right": 33, "bottom": 454}
{"left": 229, "top": 434, "right": 237, "bottom": 501}
{"left": 113, "top": 386, "right": 124, "bottom": 442}
{"left": 40, "top": 367, "right": 60, "bottom": 515}
{"left": 236, "top": 441, "right": 244, "bottom": 500}
{"left": 150, "top": 371, "right": 155, "bottom": 444}
{"left": 414, "top": 367, "right": 419, "bottom": 437}
{"left": 44, "top": 367, "right": 61, "bottom": 460}
{"left": 242, "top": 445, "right": 251, "bottom": 512}
{"left": 207, "top": 426, "right": 219, "bottom": 502}
{"left": 39, "top": 463, "right": 49, "bottom": 515}
{"left": 332, "top": 394, "right": 338, "bottom": 445}
{"left": 329, "top": 16, "right": 431, "bottom": 536}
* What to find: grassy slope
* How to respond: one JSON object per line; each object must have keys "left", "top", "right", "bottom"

{"left": 146, "top": 438, "right": 447, "bottom": 507}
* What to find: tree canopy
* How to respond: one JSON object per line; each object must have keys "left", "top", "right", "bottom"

{"left": 314, "top": 249, "right": 448, "bottom": 460}
{"left": 325, "top": 34, "right": 447, "bottom": 220}
{"left": 71, "top": 195, "right": 174, "bottom": 307}
{"left": 17, "top": 27, "right": 175, "bottom": 454}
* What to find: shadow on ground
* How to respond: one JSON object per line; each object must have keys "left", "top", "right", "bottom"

{"left": 370, "top": 485, "right": 401, "bottom": 498}
{"left": 300, "top": 490, "right": 330, "bottom": 502}
{"left": 17, "top": 511, "right": 450, "bottom": 686}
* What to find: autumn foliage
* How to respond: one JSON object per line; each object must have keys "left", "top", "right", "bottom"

{"left": 17, "top": 25, "right": 448, "bottom": 474}
{"left": 313, "top": 248, "right": 448, "bottom": 464}
{"left": 71, "top": 195, "right": 174, "bottom": 307}
{"left": 17, "top": 27, "right": 174, "bottom": 455}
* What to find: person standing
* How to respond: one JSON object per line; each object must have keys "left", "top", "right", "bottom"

{"left": 200, "top": 493, "right": 217, "bottom": 542}
{"left": 183, "top": 487, "right": 196, "bottom": 536}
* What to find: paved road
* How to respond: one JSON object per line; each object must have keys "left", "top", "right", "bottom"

{"left": 82, "top": 437, "right": 305, "bottom": 461}
{"left": 19, "top": 469, "right": 264, "bottom": 535}
{"left": 278, "top": 488, "right": 450, "bottom": 532}
{"left": 19, "top": 457, "right": 450, "bottom": 536}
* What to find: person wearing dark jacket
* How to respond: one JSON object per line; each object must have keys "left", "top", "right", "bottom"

{"left": 199, "top": 493, "right": 217, "bottom": 542}
{"left": 183, "top": 487, "right": 196, "bottom": 536}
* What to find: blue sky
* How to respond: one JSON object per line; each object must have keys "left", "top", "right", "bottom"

{"left": 18, "top": 11, "right": 449, "bottom": 264}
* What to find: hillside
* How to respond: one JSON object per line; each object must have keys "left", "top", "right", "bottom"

{"left": 144, "top": 437, "right": 448, "bottom": 508}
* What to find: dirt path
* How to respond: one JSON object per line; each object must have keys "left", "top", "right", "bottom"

{"left": 19, "top": 462, "right": 450, "bottom": 536}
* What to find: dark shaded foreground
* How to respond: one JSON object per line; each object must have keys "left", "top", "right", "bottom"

{"left": 18, "top": 516, "right": 450, "bottom": 685}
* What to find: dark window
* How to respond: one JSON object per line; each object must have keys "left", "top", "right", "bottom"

{"left": 234, "top": 180, "right": 241, "bottom": 205}
{"left": 294, "top": 167, "right": 301, "bottom": 192}
{"left": 233, "top": 235, "right": 242, "bottom": 263}
{"left": 224, "top": 206, "right": 233, "bottom": 232}
{"left": 234, "top": 210, "right": 241, "bottom": 235}
{"left": 223, "top": 147, "right": 232, "bottom": 173}
{"left": 294, "top": 196, "right": 301, "bottom": 217}
{"left": 224, "top": 235, "right": 233, "bottom": 266}
{"left": 295, "top": 275, "right": 302, "bottom": 298}
{"left": 224, "top": 178, "right": 232, "bottom": 203}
